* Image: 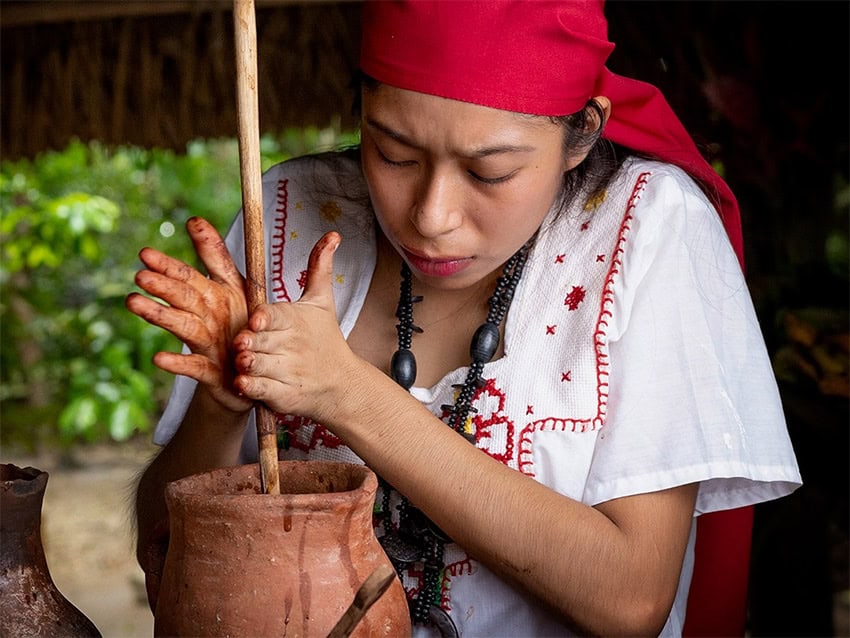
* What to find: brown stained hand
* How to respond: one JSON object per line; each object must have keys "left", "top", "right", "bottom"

{"left": 232, "top": 231, "right": 356, "bottom": 421}
{"left": 125, "top": 217, "right": 253, "bottom": 414}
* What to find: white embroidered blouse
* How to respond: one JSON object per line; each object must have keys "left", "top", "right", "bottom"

{"left": 153, "top": 152, "right": 801, "bottom": 637}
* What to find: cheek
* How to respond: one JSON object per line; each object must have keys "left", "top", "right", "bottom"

{"left": 362, "top": 162, "right": 403, "bottom": 232}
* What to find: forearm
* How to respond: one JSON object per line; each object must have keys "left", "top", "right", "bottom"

{"left": 331, "top": 363, "right": 695, "bottom": 635}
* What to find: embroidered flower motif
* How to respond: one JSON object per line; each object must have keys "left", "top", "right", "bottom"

{"left": 469, "top": 378, "right": 515, "bottom": 465}
{"left": 584, "top": 189, "right": 607, "bottom": 211}
{"left": 290, "top": 231, "right": 298, "bottom": 239}
{"left": 320, "top": 200, "right": 343, "bottom": 223}
{"left": 564, "top": 285, "right": 586, "bottom": 311}
{"left": 546, "top": 325, "right": 557, "bottom": 335}
{"left": 295, "top": 201, "right": 303, "bottom": 210}
{"left": 335, "top": 273, "right": 345, "bottom": 284}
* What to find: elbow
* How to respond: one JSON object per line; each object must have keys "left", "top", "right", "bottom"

{"left": 618, "top": 594, "right": 674, "bottom": 637}
{"left": 598, "top": 585, "right": 675, "bottom": 637}
{"left": 562, "top": 585, "right": 674, "bottom": 636}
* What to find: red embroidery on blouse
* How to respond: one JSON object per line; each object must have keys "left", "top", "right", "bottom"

{"left": 297, "top": 269, "right": 307, "bottom": 290}
{"left": 277, "top": 414, "right": 343, "bottom": 452}
{"left": 517, "top": 171, "right": 649, "bottom": 477}
{"left": 462, "top": 378, "right": 515, "bottom": 464}
{"left": 441, "top": 557, "right": 474, "bottom": 611}
{"left": 563, "top": 285, "right": 586, "bottom": 310}
{"left": 546, "top": 325, "right": 557, "bottom": 335}
{"left": 403, "top": 563, "right": 424, "bottom": 602}
{"left": 555, "top": 253, "right": 565, "bottom": 263}
{"left": 271, "top": 179, "right": 291, "bottom": 302}
{"left": 526, "top": 405, "right": 534, "bottom": 415}
{"left": 596, "top": 254, "right": 605, "bottom": 262}
{"left": 561, "top": 371, "right": 572, "bottom": 382}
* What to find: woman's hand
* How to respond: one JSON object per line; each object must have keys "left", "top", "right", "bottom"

{"left": 125, "top": 216, "right": 252, "bottom": 415}
{"left": 233, "top": 231, "right": 359, "bottom": 423}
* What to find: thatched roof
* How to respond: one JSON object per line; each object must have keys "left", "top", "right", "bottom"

{"left": 1, "top": 1, "right": 362, "bottom": 160}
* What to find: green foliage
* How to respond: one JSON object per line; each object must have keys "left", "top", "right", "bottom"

{"left": 0, "top": 128, "right": 357, "bottom": 448}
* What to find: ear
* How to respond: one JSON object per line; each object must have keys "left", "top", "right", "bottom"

{"left": 563, "top": 95, "right": 612, "bottom": 171}
{"left": 593, "top": 95, "right": 612, "bottom": 125}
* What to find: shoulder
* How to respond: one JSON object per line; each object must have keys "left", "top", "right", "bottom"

{"left": 262, "top": 149, "right": 366, "bottom": 195}
{"left": 614, "top": 157, "right": 716, "bottom": 218}
{"left": 611, "top": 158, "right": 738, "bottom": 271}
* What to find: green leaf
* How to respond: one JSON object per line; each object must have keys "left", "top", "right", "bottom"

{"left": 108, "top": 401, "right": 135, "bottom": 441}
{"left": 58, "top": 396, "right": 98, "bottom": 436}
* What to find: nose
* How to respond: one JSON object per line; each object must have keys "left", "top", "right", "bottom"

{"left": 410, "top": 167, "right": 463, "bottom": 239}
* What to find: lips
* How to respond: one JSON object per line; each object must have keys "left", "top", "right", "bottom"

{"left": 402, "top": 246, "right": 474, "bottom": 278}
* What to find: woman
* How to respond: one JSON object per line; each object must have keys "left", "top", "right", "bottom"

{"left": 127, "top": 2, "right": 801, "bottom": 635}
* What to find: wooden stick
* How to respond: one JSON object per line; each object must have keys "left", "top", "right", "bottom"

{"left": 327, "top": 565, "right": 397, "bottom": 638}
{"left": 233, "top": 0, "right": 280, "bottom": 495}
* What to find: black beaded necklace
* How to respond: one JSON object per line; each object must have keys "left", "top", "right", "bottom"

{"left": 379, "top": 243, "right": 531, "bottom": 633}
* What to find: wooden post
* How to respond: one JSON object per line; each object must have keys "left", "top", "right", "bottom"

{"left": 233, "top": 0, "right": 280, "bottom": 495}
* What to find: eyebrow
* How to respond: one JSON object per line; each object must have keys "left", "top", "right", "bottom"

{"left": 364, "top": 116, "right": 537, "bottom": 159}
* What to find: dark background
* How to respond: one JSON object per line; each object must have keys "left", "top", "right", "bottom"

{"left": 608, "top": 4, "right": 849, "bottom": 634}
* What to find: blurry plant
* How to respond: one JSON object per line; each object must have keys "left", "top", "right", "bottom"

{"left": 0, "top": 127, "right": 357, "bottom": 449}
{"left": 771, "top": 174, "right": 850, "bottom": 401}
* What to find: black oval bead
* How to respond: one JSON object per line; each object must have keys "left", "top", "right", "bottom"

{"left": 429, "top": 606, "right": 459, "bottom": 638}
{"left": 390, "top": 348, "right": 417, "bottom": 389}
{"left": 379, "top": 532, "right": 423, "bottom": 565}
{"left": 470, "top": 322, "right": 500, "bottom": 363}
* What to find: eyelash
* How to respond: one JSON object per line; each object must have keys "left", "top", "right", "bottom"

{"left": 469, "top": 171, "right": 513, "bottom": 186}
{"left": 376, "top": 146, "right": 513, "bottom": 185}
{"left": 377, "top": 149, "right": 415, "bottom": 168}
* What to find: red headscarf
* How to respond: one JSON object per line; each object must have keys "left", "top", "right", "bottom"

{"left": 359, "top": 0, "right": 744, "bottom": 267}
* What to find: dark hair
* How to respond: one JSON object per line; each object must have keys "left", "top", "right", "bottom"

{"left": 549, "top": 101, "right": 631, "bottom": 218}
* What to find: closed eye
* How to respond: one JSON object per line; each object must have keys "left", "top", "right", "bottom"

{"left": 377, "top": 148, "right": 416, "bottom": 168}
{"left": 469, "top": 169, "right": 517, "bottom": 185}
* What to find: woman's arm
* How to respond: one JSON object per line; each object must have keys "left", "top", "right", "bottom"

{"left": 233, "top": 232, "right": 698, "bottom": 636}
{"left": 126, "top": 216, "right": 255, "bottom": 605}
{"left": 343, "top": 368, "right": 695, "bottom": 636}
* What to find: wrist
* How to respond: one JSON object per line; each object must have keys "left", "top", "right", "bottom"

{"left": 325, "top": 358, "right": 408, "bottom": 441}
{"left": 193, "top": 384, "right": 253, "bottom": 427}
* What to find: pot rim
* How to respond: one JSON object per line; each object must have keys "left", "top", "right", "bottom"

{"left": 164, "top": 460, "right": 378, "bottom": 510}
{"left": 1, "top": 463, "right": 49, "bottom": 496}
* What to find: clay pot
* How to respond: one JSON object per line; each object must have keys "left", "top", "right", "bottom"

{"left": 154, "top": 460, "right": 411, "bottom": 637}
{"left": 0, "top": 463, "right": 101, "bottom": 637}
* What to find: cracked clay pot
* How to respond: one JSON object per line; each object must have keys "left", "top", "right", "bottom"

{"left": 153, "top": 460, "right": 410, "bottom": 637}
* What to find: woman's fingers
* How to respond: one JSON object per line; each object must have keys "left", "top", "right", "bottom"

{"left": 233, "top": 348, "right": 295, "bottom": 379}
{"left": 229, "top": 233, "right": 346, "bottom": 414}
{"left": 153, "top": 351, "right": 254, "bottom": 413}
{"left": 186, "top": 217, "right": 245, "bottom": 290}
{"left": 298, "top": 231, "right": 340, "bottom": 307}
{"left": 152, "top": 351, "right": 222, "bottom": 386}
{"left": 133, "top": 269, "right": 206, "bottom": 313}
{"left": 138, "top": 246, "right": 211, "bottom": 292}
{"left": 125, "top": 292, "right": 212, "bottom": 352}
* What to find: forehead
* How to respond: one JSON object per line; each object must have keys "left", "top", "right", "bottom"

{"left": 362, "top": 84, "right": 562, "bottom": 152}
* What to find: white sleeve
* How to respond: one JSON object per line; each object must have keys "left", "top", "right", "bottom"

{"left": 583, "top": 168, "right": 801, "bottom": 513}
